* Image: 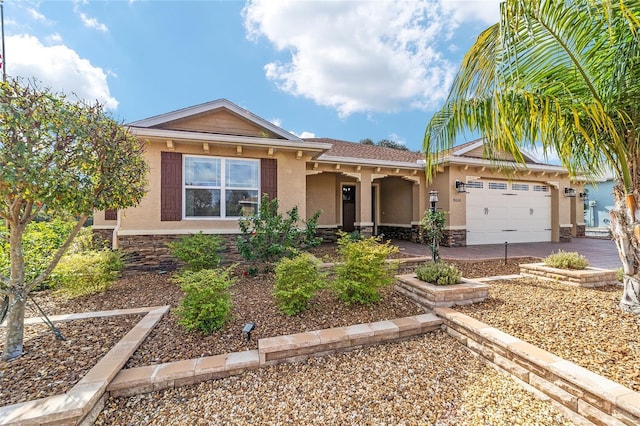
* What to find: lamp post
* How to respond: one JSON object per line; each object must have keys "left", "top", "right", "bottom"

{"left": 429, "top": 190, "right": 438, "bottom": 262}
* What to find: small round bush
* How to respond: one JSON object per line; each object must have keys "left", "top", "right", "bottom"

{"left": 543, "top": 250, "right": 589, "bottom": 270}
{"left": 172, "top": 268, "right": 235, "bottom": 334}
{"left": 415, "top": 262, "right": 462, "bottom": 285}
{"left": 167, "top": 232, "right": 223, "bottom": 271}
{"left": 274, "top": 253, "right": 325, "bottom": 316}
{"left": 333, "top": 232, "right": 398, "bottom": 304}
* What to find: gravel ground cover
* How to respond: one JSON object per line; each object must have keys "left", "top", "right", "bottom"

{"left": 96, "top": 330, "right": 574, "bottom": 426}
{"left": 456, "top": 276, "right": 640, "bottom": 392}
{"left": 0, "top": 315, "right": 142, "bottom": 406}
{"left": 1, "top": 251, "right": 633, "bottom": 425}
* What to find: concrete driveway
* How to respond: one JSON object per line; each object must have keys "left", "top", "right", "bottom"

{"left": 392, "top": 237, "right": 621, "bottom": 270}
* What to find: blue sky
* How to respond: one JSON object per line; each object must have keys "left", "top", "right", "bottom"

{"left": 3, "top": 0, "right": 504, "bottom": 153}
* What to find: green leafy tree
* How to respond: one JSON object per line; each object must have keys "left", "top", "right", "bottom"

{"left": 0, "top": 78, "right": 148, "bottom": 360}
{"left": 423, "top": 0, "right": 640, "bottom": 313}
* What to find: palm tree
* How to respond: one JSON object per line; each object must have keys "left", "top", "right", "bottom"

{"left": 423, "top": 0, "right": 640, "bottom": 312}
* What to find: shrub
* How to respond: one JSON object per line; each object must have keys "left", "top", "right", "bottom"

{"left": 420, "top": 209, "right": 447, "bottom": 262}
{"left": 172, "top": 268, "right": 235, "bottom": 334}
{"left": 333, "top": 232, "right": 398, "bottom": 304}
{"left": 617, "top": 268, "right": 624, "bottom": 282}
{"left": 0, "top": 218, "right": 76, "bottom": 288}
{"left": 49, "top": 250, "right": 124, "bottom": 298}
{"left": 416, "top": 262, "right": 462, "bottom": 285}
{"left": 274, "top": 253, "right": 325, "bottom": 315}
{"left": 543, "top": 250, "right": 589, "bottom": 270}
{"left": 167, "top": 232, "right": 223, "bottom": 271}
{"left": 237, "top": 195, "right": 322, "bottom": 265}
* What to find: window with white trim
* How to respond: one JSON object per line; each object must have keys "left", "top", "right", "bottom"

{"left": 184, "top": 155, "right": 259, "bottom": 218}
{"left": 488, "top": 182, "right": 508, "bottom": 190}
{"left": 466, "top": 181, "right": 483, "bottom": 189}
{"left": 512, "top": 183, "right": 529, "bottom": 191}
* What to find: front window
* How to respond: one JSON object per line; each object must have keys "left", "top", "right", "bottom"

{"left": 184, "top": 156, "right": 259, "bottom": 218}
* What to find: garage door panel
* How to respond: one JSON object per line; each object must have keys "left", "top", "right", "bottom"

{"left": 466, "top": 180, "right": 551, "bottom": 245}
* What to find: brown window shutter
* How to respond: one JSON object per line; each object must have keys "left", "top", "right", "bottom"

{"left": 104, "top": 209, "right": 117, "bottom": 221}
{"left": 260, "top": 158, "right": 277, "bottom": 200}
{"left": 161, "top": 152, "right": 183, "bottom": 221}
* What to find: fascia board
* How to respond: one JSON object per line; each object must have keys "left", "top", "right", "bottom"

{"left": 439, "top": 156, "right": 569, "bottom": 174}
{"left": 316, "top": 155, "right": 425, "bottom": 169}
{"left": 128, "top": 99, "right": 301, "bottom": 142}
{"left": 130, "top": 127, "right": 331, "bottom": 152}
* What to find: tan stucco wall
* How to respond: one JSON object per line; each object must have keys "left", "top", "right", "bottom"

{"left": 306, "top": 173, "right": 337, "bottom": 225}
{"left": 379, "top": 177, "right": 413, "bottom": 224}
{"left": 101, "top": 141, "right": 307, "bottom": 234}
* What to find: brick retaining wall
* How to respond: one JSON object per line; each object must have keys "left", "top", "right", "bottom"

{"left": 435, "top": 307, "right": 640, "bottom": 426}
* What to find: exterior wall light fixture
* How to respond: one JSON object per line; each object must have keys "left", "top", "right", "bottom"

{"left": 455, "top": 180, "right": 467, "bottom": 193}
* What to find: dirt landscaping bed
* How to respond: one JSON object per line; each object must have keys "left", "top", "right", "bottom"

{"left": 1, "top": 254, "right": 634, "bottom": 425}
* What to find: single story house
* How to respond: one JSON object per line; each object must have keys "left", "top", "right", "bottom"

{"left": 582, "top": 174, "right": 615, "bottom": 228}
{"left": 93, "top": 99, "right": 586, "bottom": 269}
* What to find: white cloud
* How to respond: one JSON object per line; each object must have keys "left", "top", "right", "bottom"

{"left": 388, "top": 133, "right": 406, "bottom": 145}
{"left": 6, "top": 34, "right": 118, "bottom": 109}
{"left": 244, "top": 0, "right": 459, "bottom": 118}
{"left": 27, "top": 8, "right": 48, "bottom": 23}
{"left": 440, "top": 0, "right": 502, "bottom": 25}
{"left": 78, "top": 12, "right": 108, "bottom": 32}
{"left": 270, "top": 117, "right": 282, "bottom": 127}
{"left": 46, "top": 33, "right": 63, "bottom": 44}
{"left": 291, "top": 131, "right": 316, "bottom": 139}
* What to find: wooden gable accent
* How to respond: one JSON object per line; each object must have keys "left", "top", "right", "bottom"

{"left": 155, "top": 109, "right": 281, "bottom": 139}
{"left": 260, "top": 158, "right": 277, "bottom": 200}
{"left": 161, "top": 152, "right": 183, "bottom": 221}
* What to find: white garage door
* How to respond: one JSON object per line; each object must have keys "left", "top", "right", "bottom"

{"left": 466, "top": 180, "right": 551, "bottom": 245}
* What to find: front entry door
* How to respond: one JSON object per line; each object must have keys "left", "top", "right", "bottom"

{"left": 342, "top": 185, "right": 356, "bottom": 232}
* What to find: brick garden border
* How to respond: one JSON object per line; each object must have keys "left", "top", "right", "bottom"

{"left": 435, "top": 307, "right": 640, "bottom": 426}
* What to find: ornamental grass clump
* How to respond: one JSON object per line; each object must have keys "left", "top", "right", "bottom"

{"left": 333, "top": 232, "right": 398, "bottom": 305}
{"left": 274, "top": 253, "right": 325, "bottom": 315}
{"left": 543, "top": 250, "right": 589, "bottom": 270}
{"left": 172, "top": 267, "right": 235, "bottom": 334}
{"left": 415, "top": 261, "right": 462, "bottom": 285}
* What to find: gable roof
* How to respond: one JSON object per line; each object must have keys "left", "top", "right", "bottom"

{"left": 128, "top": 99, "right": 301, "bottom": 141}
{"left": 304, "top": 138, "right": 425, "bottom": 168}
{"left": 450, "top": 138, "right": 543, "bottom": 164}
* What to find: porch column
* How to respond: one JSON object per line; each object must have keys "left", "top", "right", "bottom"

{"left": 411, "top": 173, "right": 427, "bottom": 242}
{"left": 356, "top": 169, "right": 373, "bottom": 237}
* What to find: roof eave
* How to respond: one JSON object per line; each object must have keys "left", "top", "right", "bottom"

{"left": 316, "top": 155, "right": 426, "bottom": 169}
{"left": 440, "top": 156, "right": 569, "bottom": 174}
{"left": 129, "top": 127, "right": 331, "bottom": 153}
